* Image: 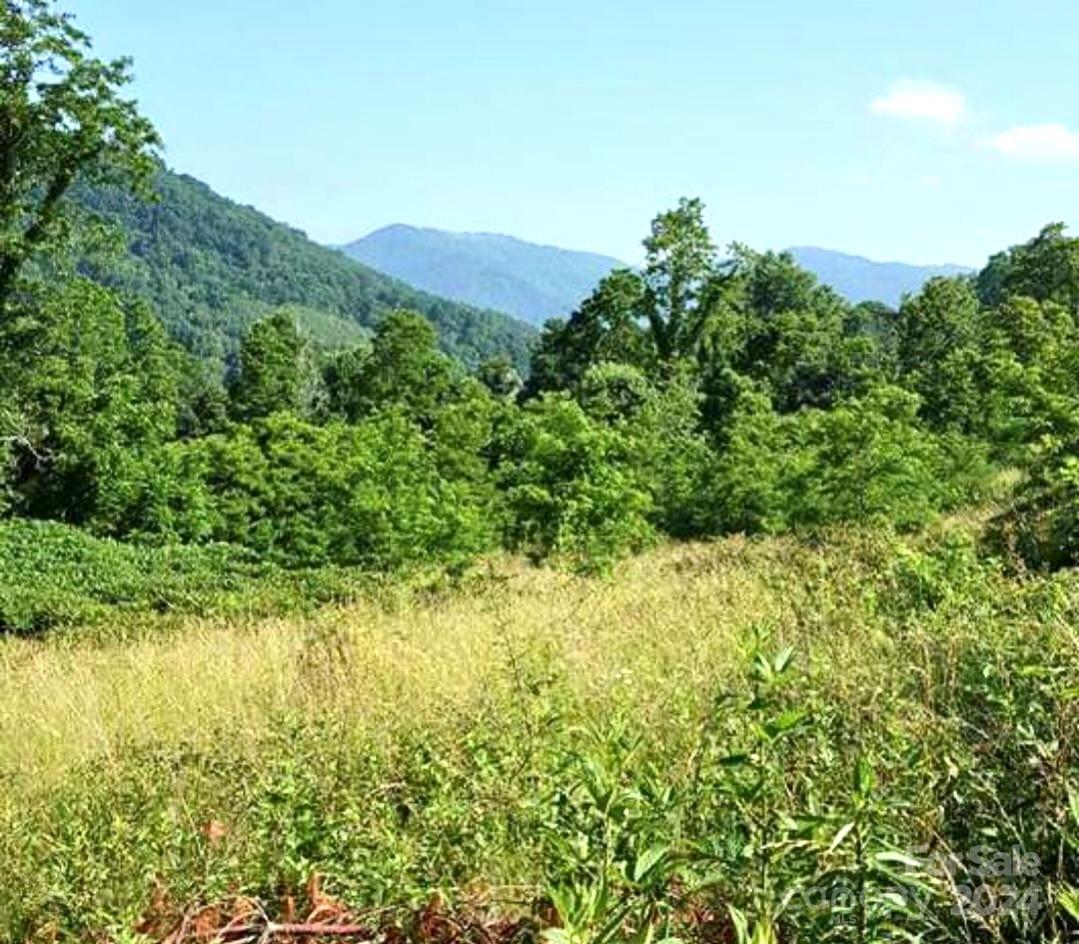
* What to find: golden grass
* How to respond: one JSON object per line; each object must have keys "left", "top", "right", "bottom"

{"left": 0, "top": 538, "right": 802, "bottom": 787}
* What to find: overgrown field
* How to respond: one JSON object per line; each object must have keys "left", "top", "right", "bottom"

{"left": 2, "top": 522, "right": 1077, "bottom": 943}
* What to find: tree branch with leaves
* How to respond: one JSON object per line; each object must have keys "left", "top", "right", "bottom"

{"left": 0, "top": 0, "right": 159, "bottom": 310}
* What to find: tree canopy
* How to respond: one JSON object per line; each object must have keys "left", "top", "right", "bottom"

{"left": 0, "top": 0, "right": 159, "bottom": 309}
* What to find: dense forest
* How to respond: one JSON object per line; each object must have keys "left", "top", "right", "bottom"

{"left": 2, "top": 4, "right": 1079, "bottom": 943}
{"left": 7, "top": 184, "right": 1079, "bottom": 610}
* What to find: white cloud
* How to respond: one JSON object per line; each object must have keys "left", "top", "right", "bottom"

{"left": 870, "top": 81, "right": 966, "bottom": 126}
{"left": 982, "top": 123, "right": 1079, "bottom": 163}
{"left": 922, "top": 175, "right": 944, "bottom": 186}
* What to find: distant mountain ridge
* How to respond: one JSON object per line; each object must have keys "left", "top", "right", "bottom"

{"left": 342, "top": 225, "right": 625, "bottom": 327}
{"left": 343, "top": 224, "right": 974, "bottom": 322}
{"left": 787, "top": 247, "right": 973, "bottom": 308}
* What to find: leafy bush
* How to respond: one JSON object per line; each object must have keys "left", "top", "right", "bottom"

{"left": 701, "top": 385, "right": 991, "bottom": 536}
{"left": 699, "top": 376, "right": 789, "bottom": 534}
{"left": 988, "top": 439, "right": 1079, "bottom": 571}
{"left": 96, "top": 411, "right": 498, "bottom": 571}
{"left": 494, "top": 395, "right": 655, "bottom": 571}
{"left": 783, "top": 386, "right": 991, "bottom": 530}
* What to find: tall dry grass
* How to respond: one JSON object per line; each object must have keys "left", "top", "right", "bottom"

{"left": 0, "top": 538, "right": 793, "bottom": 787}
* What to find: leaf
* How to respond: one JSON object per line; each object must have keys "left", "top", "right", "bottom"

{"left": 727, "top": 905, "right": 749, "bottom": 944}
{"left": 1060, "top": 886, "right": 1079, "bottom": 921}
{"left": 772, "top": 645, "right": 794, "bottom": 675}
{"left": 879, "top": 890, "right": 912, "bottom": 909}
{"left": 752, "top": 653, "right": 774, "bottom": 684}
{"left": 874, "top": 850, "right": 925, "bottom": 870}
{"left": 854, "top": 755, "right": 874, "bottom": 798}
{"left": 763, "top": 709, "right": 806, "bottom": 739}
{"left": 632, "top": 844, "right": 669, "bottom": 882}
{"left": 828, "top": 821, "right": 855, "bottom": 854}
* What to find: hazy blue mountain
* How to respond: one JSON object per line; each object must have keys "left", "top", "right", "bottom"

{"left": 342, "top": 225, "right": 625, "bottom": 327}
{"left": 788, "top": 247, "right": 973, "bottom": 308}
{"left": 340, "top": 224, "right": 972, "bottom": 328}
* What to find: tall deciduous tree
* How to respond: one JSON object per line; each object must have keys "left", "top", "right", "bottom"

{"left": 0, "top": 0, "right": 159, "bottom": 310}
{"left": 895, "top": 276, "right": 984, "bottom": 432}
{"left": 526, "top": 268, "right": 650, "bottom": 395}
{"left": 1, "top": 277, "right": 180, "bottom": 520}
{"left": 344, "top": 310, "right": 463, "bottom": 424}
{"left": 527, "top": 199, "right": 723, "bottom": 396}
{"left": 642, "top": 197, "right": 719, "bottom": 363}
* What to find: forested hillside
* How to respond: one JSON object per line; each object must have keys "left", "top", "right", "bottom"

{"left": 74, "top": 170, "right": 536, "bottom": 369}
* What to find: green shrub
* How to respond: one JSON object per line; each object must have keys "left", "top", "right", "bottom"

{"left": 701, "top": 385, "right": 991, "bottom": 536}
{"left": 95, "top": 411, "right": 498, "bottom": 571}
{"left": 988, "top": 442, "right": 1079, "bottom": 571}
{"left": 494, "top": 395, "right": 655, "bottom": 572}
{"left": 783, "top": 386, "right": 991, "bottom": 530}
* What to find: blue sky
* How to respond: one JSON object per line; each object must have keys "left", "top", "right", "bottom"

{"left": 70, "top": 0, "right": 1079, "bottom": 267}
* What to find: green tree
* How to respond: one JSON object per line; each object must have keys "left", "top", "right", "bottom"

{"left": 329, "top": 310, "right": 465, "bottom": 424}
{"left": 978, "top": 223, "right": 1079, "bottom": 315}
{"left": 623, "top": 368, "right": 713, "bottom": 537}
{"left": 0, "top": 278, "right": 180, "bottom": 521}
{"left": 975, "top": 296, "right": 1079, "bottom": 452}
{"left": 783, "top": 386, "right": 988, "bottom": 530}
{"left": 527, "top": 268, "right": 651, "bottom": 395}
{"left": 736, "top": 244, "right": 822, "bottom": 318}
{"left": 0, "top": 0, "right": 159, "bottom": 310}
{"left": 895, "top": 276, "right": 985, "bottom": 431}
{"left": 641, "top": 197, "right": 719, "bottom": 364}
{"left": 476, "top": 354, "right": 522, "bottom": 400}
{"left": 528, "top": 199, "right": 733, "bottom": 397}
{"left": 577, "top": 362, "right": 655, "bottom": 423}
{"left": 321, "top": 344, "right": 370, "bottom": 423}
{"left": 101, "top": 412, "right": 497, "bottom": 570}
{"left": 698, "top": 373, "right": 789, "bottom": 534}
{"left": 229, "top": 310, "right": 309, "bottom": 421}
{"left": 494, "top": 395, "right": 654, "bottom": 571}
{"left": 700, "top": 247, "right": 879, "bottom": 415}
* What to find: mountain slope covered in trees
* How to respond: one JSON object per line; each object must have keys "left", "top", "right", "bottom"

{"left": 74, "top": 170, "right": 537, "bottom": 368}
{"left": 342, "top": 225, "right": 625, "bottom": 326}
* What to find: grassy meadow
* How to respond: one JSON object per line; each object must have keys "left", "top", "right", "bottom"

{"left": 2, "top": 520, "right": 1077, "bottom": 942}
